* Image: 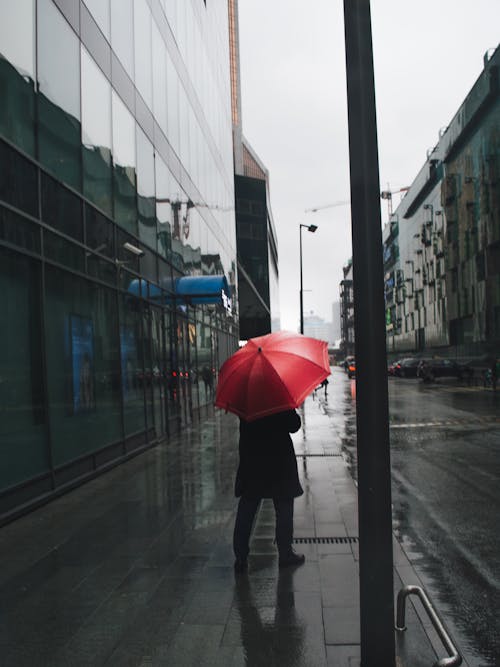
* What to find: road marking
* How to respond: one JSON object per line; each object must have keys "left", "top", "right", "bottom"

{"left": 390, "top": 418, "right": 499, "bottom": 429}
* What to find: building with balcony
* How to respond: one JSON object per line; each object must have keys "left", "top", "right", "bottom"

{"left": 340, "top": 259, "right": 355, "bottom": 358}
{"left": 0, "top": 0, "right": 238, "bottom": 521}
{"left": 384, "top": 46, "right": 500, "bottom": 358}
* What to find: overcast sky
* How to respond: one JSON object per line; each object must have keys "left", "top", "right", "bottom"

{"left": 237, "top": 0, "right": 500, "bottom": 333}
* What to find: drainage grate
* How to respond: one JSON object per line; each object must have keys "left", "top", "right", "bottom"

{"left": 292, "top": 536, "right": 359, "bottom": 545}
{"left": 295, "top": 453, "right": 342, "bottom": 457}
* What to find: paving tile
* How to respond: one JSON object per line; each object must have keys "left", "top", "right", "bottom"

{"left": 326, "top": 644, "right": 361, "bottom": 667}
{"left": 323, "top": 605, "right": 360, "bottom": 644}
{"left": 0, "top": 394, "right": 441, "bottom": 667}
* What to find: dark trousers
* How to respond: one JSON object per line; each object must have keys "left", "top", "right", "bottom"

{"left": 233, "top": 496, "right": 294, "bottom": 560}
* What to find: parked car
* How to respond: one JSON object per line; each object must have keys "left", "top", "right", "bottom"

{"left": 343, "top": 356, "right": 355, "bottom": 372}
{"left": 417, "top": 358, "right": 473, "bottom": 383}
{"left": 388, "top": 359, "right": 402, "bottom": 376}
{"left": 393, "top": 357, "right": 423, "bottom": 378}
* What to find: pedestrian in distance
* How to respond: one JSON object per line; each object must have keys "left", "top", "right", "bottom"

{"left": 233, "top": 409, "right": 306, "bottom": 574}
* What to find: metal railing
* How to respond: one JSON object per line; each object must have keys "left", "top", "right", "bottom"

{"left": 396, "top": 585, "right": 462, "bottom": 667}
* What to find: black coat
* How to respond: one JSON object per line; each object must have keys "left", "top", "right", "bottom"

{"left": 235, "top": 410, "right": 303, "bottom": 499}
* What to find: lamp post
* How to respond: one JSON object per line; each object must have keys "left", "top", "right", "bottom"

{"left": 299, "top": 223, "right": 318, "bottom": 334}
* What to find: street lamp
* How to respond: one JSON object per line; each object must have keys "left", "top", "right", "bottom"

{"left": 299, "top": 223, "right": 318, "bottom": 334}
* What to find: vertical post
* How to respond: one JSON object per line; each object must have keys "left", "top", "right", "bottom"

{"left": 299, "top": 225, "right": 304, "bottom": 334}
{"left": 343, "top": 1, "right": 396, "bottom": 666}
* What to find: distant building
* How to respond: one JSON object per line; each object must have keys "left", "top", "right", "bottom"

{"left": 340, "top": 260, "right": 355, "bottom": 358}
{"left": 384, "top": 46, "right": 500, "bottom": 358}
{"left": 303, "top": 312, "right": 333, "bottom": 345}
{"left": 331, "top": 300, "right": 341, "bottom": 340}
{"left": 229, "top": 0, "right": 279, "bottom": 340}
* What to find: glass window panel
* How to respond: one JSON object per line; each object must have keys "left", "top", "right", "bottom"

{"left": 0, "top": 0, "right": 35, "bottom": 76}
{"left": 120, "top": 293, "right": 146, "bottom": 437}
{"left": 166, "top": 51, "right": 179, "bottom": 155}
{"left": 136, "top": 126, "right": 156, "bottom": 250}
{"left": 37, "top": 0, "right": 81, "bottom": 189}
{"left": 87, "top": 252, "right": 116, "bottom": 286}
{"left": 116, "top": 226, "right": 140, "bottom": 272}
{"left": 82, "top": 0, "right": 110, "bottom": 39}
{"left": 179, "top": 83, "right": 189, "bottom": 167}
{"left": 112, "top": 91, "right": 137, "bottom": 234}
{"left": 0, "top": 0, "right": 36, "bottom": 155}
{"left": 139, "top": 246, "right": 157, "bottom": 284}
{"left": 150, "top": 307, "right": 165, "bottom": 437}
{"left": 45, "top": 266, "right": 122, "bottom": 464}
{"left": 41, "top": 172, "right": 83, "bottom": 241}
{"left": 0, "top": 205, "right": 41, "bottom": 255}
{"left": 110, "top": 0, "right": 134, "bottom": 80}
{"left": 43, "top": 228, "right": 85, "bottom": 272}
{"left": 0, "top": 140, "right": 38, "bottom": 217}
{"left": 85, "top": 204, "right": 115, "bottom": 259}
{"left": 142, "top": 304, "right": 154, "bottom": 431}
{"left": 155, "top": 153, "right": 174, "bottom": 261}
{"left": 81, "top": 47, "right": 112, "bottom": 215}
{"left": 133, "top": 0, "right": 152, "bottom": 109}
{"left": 152, "top": 21, "right": 167, "bottom": 136}
{"left": 0, "top": 247, "right": 49, "bottom": 488}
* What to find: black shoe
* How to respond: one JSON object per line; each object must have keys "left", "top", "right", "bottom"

{"left": 279, "top": 550, "right": 305, "bottom": 568}
{"left": 234, "top": 558, "right": 248, "bottom": 574}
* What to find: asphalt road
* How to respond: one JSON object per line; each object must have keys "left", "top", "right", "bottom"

{"left": 324, "top": 368, "right": 500, "bottom": 667}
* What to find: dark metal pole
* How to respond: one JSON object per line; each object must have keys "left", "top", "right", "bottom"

{"left": 299, "top": 224, "right": 304, "bottom": 334}
{"left": 343, "top": 1, "right": 396, "bottom": 666}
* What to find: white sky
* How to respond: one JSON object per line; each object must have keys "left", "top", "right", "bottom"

{"left": 237, "top": 0, "right": 500, "bottom": 332}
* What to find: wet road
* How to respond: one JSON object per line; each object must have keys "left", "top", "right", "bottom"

{"left": 322, "top": 368, "right": 500, "bottom": 667}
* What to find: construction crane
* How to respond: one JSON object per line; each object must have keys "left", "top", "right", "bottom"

{"left": 304, "top": 200, "right": 351, "bottom": 213}
{"left": 380, "top": 186, "right": 409, "bottom": 217}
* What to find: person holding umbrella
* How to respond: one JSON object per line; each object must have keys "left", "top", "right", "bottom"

{"left": 233, "top": 408, "right": 305, "bottom": 572}
{"left": 215, "top": 331, "right": 331, "bottom": 574}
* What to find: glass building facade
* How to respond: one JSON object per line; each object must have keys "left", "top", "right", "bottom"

{"left": 0, "top": 0, "right": 238, "bottom": 520}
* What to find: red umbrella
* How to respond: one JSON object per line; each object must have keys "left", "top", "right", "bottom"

{"left": 215, "top": 330, "right": 330, "bottom": 421}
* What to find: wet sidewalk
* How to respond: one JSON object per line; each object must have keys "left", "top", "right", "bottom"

{"left": 0, "top": 387, "right": 449, "bottom": 666}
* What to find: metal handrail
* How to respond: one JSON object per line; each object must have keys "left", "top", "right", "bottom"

{"left": 396, "top": 585, "right": 462, "bottom": 667}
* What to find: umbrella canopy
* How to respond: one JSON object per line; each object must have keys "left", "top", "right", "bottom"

{"left": 215, "top": 331, "right": 330, "bottom": 421}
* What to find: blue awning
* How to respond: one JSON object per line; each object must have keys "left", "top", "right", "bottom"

{"left": 128, "top": 275, "right": 231, "bottom": 307}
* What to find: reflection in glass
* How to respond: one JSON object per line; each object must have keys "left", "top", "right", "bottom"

{"left": 110, "top": 0, "right": 134, "bottom": 80}
{"left": 152, "top": 21, "right": 168, "bottom": 136}
{"left": 133, "top": 0, "right": 152, "bottom": 108}
{"left": 120, "top": 294, "right": 146, "bottom": 437}
{"left": 0, "top": 247, "right": 49, "bottom": 488}
{"left": 0, "top": 140, "right": 38, "bottom": 217}
{"left": 41, "top": 172, "right": 83, "bottom": 241}
{"left": 155, "top": 153, "right": 173, "bottom": 261}
{"left": 37, "top": 0, "right": 81, "bottom": 189}
{"left": 82, "top": 48, "right": 112, "bottom": 215}
{"left": 112, "top": 91, "right": 137, "bottom": 234}
{"left": 45, "top": 266, "right": 122, "bottom": 465}
{"left": 136, "top": 126, "right": 156, "bottom": 250}
{"left": 0, "top": 0, "right": 36, "bottom": 155}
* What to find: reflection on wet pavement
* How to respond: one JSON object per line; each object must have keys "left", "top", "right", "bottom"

{"left": 322, "top": 367, "right": 500, "bottom": 667}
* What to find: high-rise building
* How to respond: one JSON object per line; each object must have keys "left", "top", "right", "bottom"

{"left": 303, "top": 312, "right": 333, "bottom": 345}
{"left": 229, "top": 0, "right": 280, "bottom": 341}
{"left": 0, "top": 0, "right": 239, "bottom": 521}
